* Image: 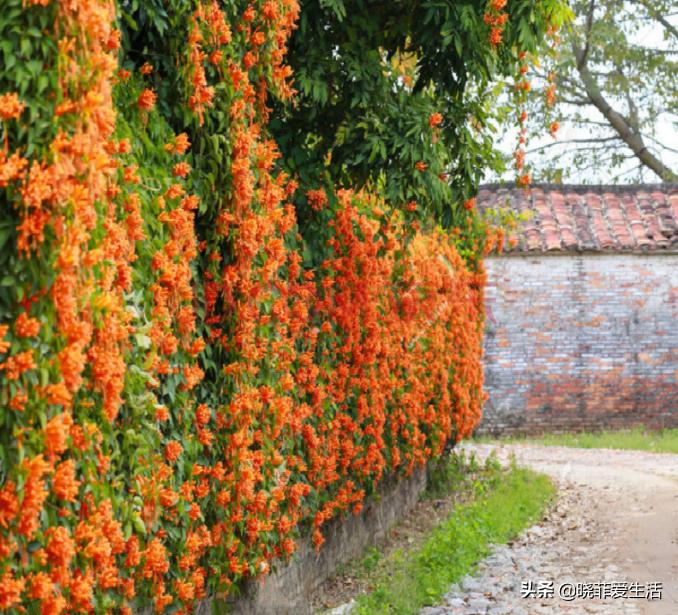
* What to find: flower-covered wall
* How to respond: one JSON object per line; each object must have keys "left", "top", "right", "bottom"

{"left": 0, "top": 0, "right": 495, "bottom": 611}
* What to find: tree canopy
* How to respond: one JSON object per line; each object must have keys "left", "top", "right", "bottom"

{"left": 272, "top": 0, "right": 569, "bottom": 227}
{"left": 518, "top": 0, "right": 677, "bottom": 183}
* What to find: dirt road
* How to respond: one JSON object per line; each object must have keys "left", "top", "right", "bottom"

{"left": 422, "top": 443, "right": 678, "bottom": 615}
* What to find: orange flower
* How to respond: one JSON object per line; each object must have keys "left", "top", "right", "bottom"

{"left": 181, "top": 194, "right": 200, "bottom": 211}
{"left": 44, "top": 413, "right": 71, "bottom": 457}
{"left": 514, "top": 148, "right": 525, "bottom": 170}
{"left": 0, "top": 571, "right": 25, "bottom": 610}
{"left": 137, "top": 88, "right": 157, "bottom": 111}
{"left": 428, "top": 112, "right": 443, "bottom": 128}
{"left": 489, "top": 26, "right": 503, "bottom": 47}
{"left": 165, "top": 132, "right": 191, "bottom": 155}
{"left": 0, "top": 324, "right": 9, "bottom": 354}
{"left": 125, "top": 536, "right": 141, "bottom": 568}
{"left": 166, "top": 183, "right": 185, "bottom": 199}
{"left": 28, "top": 572, "right": 52, "bottom": 600}
{"left": 106, "top": 29, "right": 121, "bottom": 51}
{"left": 312, "top": 529, "right": 325, "bottom": 550}
{"left": 164, "top": 440, "right": 183, "bottom": 463}
{"left": 68, "top": 571, "right": 93, "bottom": 610}
{"left": 40, "top": 593, "right": 67, "bottom": 615}
{"left": 195, "top": 404, "right": 210, "bottom": 426}
{"left": 46, "top": 525, "right": 76, "bottom": 568}
{"left": 0, "top": 481, "right": 18, "bottom": 529}
{"left": 18, "top": 455, "right": 50, "bottom": 538}
{"left": 188, "top": 502, "right": 201, "bottom": 521}
{"left": 172, "top": 162, "right": 191, "bottom": 178}
{"left": 123, "top": 164, "right": 141, "bottom": 184}
{"left": 188, "top": 336, "right": 205, "bottom": 355}
{"left": 9, "top": 391, "right": 27, "bottom": 411}
{"left": 251, "top": 31, "right": 266, "bottom": 47}
{"left": 0, "top": 151, "right": 28, "bottom": 189}
{"left": 0, "top": 93, "right": 25, "bottom": 121}
{"left": 15, "top": 312, "right": 40, "bottom": 337}
{"left": 175, "top": 132, "right": 191, "bottom": 154}
{"left": 55, "top": 100, "right": 77, "bottom": 116}
{"left": 53, "top": 459, "right": 80, "bottom": 502}
{"left": 306, "top": 189, "right": 327, "bottom": 211}
{"left": 174, "top": 578, "right": 195, "bottom": 602}
{"left": 143, "top": 538, "right": 169, "bottom": 578}
{"left": 156, "top": 405, "right": 170, "bottom": 421}
{"left": 414, "top": 161, "right": 427, "bottom": 172}
{"left": 197, "top": 428, "right": 214, "bottom": 447}
{"left": 44, "top": 382, "right": 71, "bottom": 407}
{"left": 281, "top": 537, "right": 296, "bottom": 555}
{"left": 0, "top": 349, "right": 36, "bottom": 380}
{"left": 140, "top": 62, "right": 154, "bottom": 75}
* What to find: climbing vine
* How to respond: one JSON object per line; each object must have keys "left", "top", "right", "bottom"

{"left": 0, "top": 0, "right": 564, "bottom": 612}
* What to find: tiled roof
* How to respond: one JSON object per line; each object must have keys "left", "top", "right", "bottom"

{"left": 477, "top": 184, "right": 678, "bottom": 253}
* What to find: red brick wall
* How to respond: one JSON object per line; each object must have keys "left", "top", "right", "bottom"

{"left": 477, "top": 253, "right": 678, "bottom": 435}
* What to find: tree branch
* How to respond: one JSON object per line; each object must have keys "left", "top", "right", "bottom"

{"left": 526, "top": 136, "right": 621, "bottom": 154}
{"left": 631, "top": 0, "right": 678, "bottom": 40}
{"left": 643, "top": 133, "right": 678, "bottom": 155}
{"left": 610, "top": 163, "right": 644, "bottom": 182}
{"left": 570, "top": 39, "right": 678, "bottom": 181}
{"left": 578, "top": 0, "right": 597, "bottom": 70}
{"left": 558, "top": 98, "right": 598, "bottom": 106}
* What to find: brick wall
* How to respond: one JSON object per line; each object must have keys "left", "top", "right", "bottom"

{"left": 477, "top": 253, "right": 678, "bottom": 435}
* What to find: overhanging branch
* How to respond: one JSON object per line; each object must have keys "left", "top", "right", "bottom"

{"left": 571, "top": 39, "right": 678, "bottom": 181}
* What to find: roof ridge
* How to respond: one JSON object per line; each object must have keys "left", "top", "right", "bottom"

{"left": 479, "top": 182, "right": 678, "bottom": 192}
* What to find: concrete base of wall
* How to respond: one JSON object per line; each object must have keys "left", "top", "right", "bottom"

{"left": 173, "top": 465, "right": 428, "bottom": 614}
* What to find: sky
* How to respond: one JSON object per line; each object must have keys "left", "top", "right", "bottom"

{"left": 488, "top": 7, "right": 677, "bottom": 185}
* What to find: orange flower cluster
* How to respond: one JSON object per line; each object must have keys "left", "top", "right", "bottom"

{"left": 512, "top": 51, "right": 531, "bottom": 187}
{"left": 484, "top": 0, "right": 508, "bottom": 47}
{"left": 544, "top": 24, "right": 561, "bottom": 106}
{"left": 0, "top": 0, "right": 486, "bottom": 612}
{"left": 0, "top": 93, "right": 25, "bottom": 121}
{"left": 138, "top": 88, "right": 157, "bottom": 111}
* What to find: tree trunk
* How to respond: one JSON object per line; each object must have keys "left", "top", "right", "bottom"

{"left": 572, "top": 43, "right": 678, "bottom": 182}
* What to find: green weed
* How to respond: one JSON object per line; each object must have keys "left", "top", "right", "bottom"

{"left": 475, "top": 427, "right": 678, "bottom": 454}
{"left": 352, "top": 463, "right": 555, "bottom": 614}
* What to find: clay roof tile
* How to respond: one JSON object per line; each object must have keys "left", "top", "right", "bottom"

{"left": 476, "top": 184, "right": 678, "bottom": 253}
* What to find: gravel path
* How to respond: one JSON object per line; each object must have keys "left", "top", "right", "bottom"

{"left": 421, "top": 443, "right": 678, "bottom": 615}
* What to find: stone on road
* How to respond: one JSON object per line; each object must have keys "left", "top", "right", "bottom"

{"left": 421, "top": 443, "right": 678, "bottom": 615}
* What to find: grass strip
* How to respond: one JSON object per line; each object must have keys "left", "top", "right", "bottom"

{"left": 475, "top": 427, "right": 678, "bottom": 454}
{"left": 353, "top": 462, "right": 555, "bottom": 614}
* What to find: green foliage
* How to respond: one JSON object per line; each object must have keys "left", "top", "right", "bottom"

{"left": 354, "top": 462, "right": 555, "bottom": 614}
{"left": 275, "top": 0, "right": 569, "bottom": 232}
{"left": 0, "top": 0, "right": 59, "bottom": 321}
{"left": 425, "top": 447, "right": 480, "bottom": 499}
{"left": 519, "top": 0, "right": 677, "bottom": 182}
{"left": 478, "top": 427, "right": 678, "bottom": 454}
